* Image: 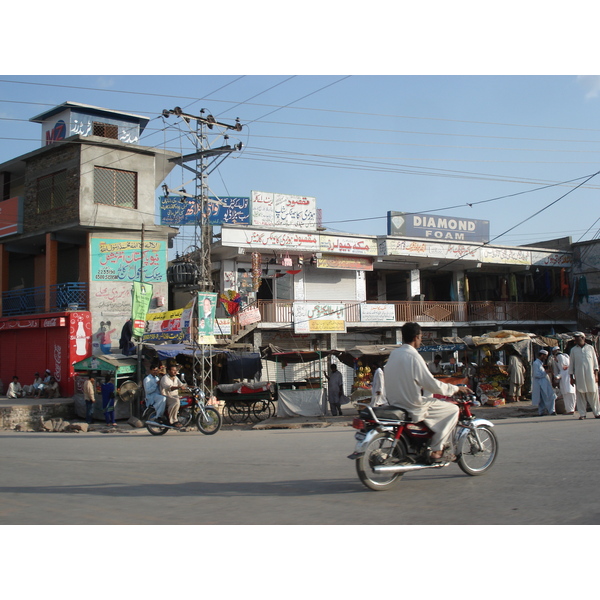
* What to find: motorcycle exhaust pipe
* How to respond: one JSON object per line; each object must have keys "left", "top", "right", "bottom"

{"left": 373, "top": 462, "right": 450, "bottom": 474}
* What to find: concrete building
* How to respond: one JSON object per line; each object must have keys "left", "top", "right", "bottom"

{"left": 0, "top": 102, "right": 179, "bottom": 394}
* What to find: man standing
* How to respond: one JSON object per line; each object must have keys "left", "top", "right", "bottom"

{"left": 83, "top": 373, "right": 96, "bottom": 424}
{"left": 553, "top": 347, "right": 576, "bottom": 415}
{"left": 143, "top": 362, "right": 167, "bottom": 422}
{"left": 369, "top": 362, "right": 387, "bottom": 407}
{"left": 507, "top": 352, "right": 526, "bottom": 403}
{"left": 385, "top": 322, "right": 473, "bottom": 463}
{"left": 531, "top": 350, "right": 556, "bottom": 416}
{"left": 160, "top": 364, "right": 185, "bottom": 428}
{"left": 569, "top": 332, "right": 600, "bottom": 420}
{"left": 325, "top": 363, "right": 344, "bottom": 416}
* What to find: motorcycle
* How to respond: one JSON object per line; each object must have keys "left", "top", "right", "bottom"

{"left": 348, "top": 394, "right": 498, "bottom": 491}
{"left": 144, "top": 386, "right": 222, "bottom": 436}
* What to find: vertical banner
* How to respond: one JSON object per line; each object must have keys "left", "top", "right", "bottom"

{"left": 197, "top": 292, "right": 218, "bottom": 345}
{"left": 132, "top": 281, "right": 153, "bottom": 337}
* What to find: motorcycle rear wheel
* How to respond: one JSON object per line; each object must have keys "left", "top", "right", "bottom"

{"left": 196, "top": 406, "right": 222, "bottom": 435}
{"left": 355, "top": 433, "right": 408, "bottom": 491}
{"left": 144, "top": 409, "right": 168, "bottom": 436}
{"left": 457, "top": 425, "right": 498, "bottom": 476}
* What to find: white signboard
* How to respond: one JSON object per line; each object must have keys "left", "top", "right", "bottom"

{"left": 251, "top": 191, "right": 317, "bottom": 230}
{"left": 319, "top": 234, "right": 378, "bottom": 255}
{"left": 360, "top": 304, "right": 396, "bottom": 322}
{"left": 293, "top": 303, "right": 346, "bottom": 334}
{"left": 221, "top": 227, "right": 319, "bottom": 252}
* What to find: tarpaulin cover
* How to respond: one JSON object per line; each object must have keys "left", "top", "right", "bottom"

{"left": 277, "top": 388, "right": 326, "bottom": 417}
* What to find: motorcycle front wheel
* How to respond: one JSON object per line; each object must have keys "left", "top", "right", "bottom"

{"left": 145, "top": 409, "right": 168, "bottom": 436}
{"left": 457, "top": 425, "right": 498, "bottom": 476}
{"left": 196, "top": 406, "right": 222, "bottom": 435}
{"left": 355, "top": 433, "right": 408, "bottom": 491}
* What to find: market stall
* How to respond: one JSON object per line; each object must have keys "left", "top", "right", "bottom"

{"left": 261, "top": 345, "right": 326, "bottom": 417}
{"left": 72, "top": 354, "right": 139, "bottom": 421}
{"left": 467, "top": 330, "right": 541, "bottom": 406}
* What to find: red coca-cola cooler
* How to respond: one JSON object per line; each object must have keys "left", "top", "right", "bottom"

{"left": 0, "top": 311, "right": 92, "bottom": 397}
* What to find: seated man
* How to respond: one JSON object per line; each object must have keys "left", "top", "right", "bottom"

{"left": 385, "top": 322, "right": 474, "bottom": 462}
{"left": 143, "top": 362, "right": 167, "bottom": 422}
{"left": 23, "top": 372, "right": 43, "bottom": 397}
{"left": 43, "top": 377, "right": 60, "bottom": 399}
{"left": 7, "top": 376, "right": 24, "bottom": 398}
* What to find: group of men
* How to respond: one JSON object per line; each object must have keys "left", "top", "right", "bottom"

{"left": 530, "top": 332, "right": 599, "bottom": 420}
{"left": 6, "top": 370, "right": 59, "bottom": 399}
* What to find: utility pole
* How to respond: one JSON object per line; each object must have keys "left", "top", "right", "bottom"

{"left": 163, "top": 107, "right": 243, "bottom": 393}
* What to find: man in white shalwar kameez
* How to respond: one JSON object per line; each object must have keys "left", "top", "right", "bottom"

{"left": 369, "top": 362, "right": 387, "bottom": 407}
{"left": 552, "top": 347, "right": 576, "bottom": 415}
{"left": 531, "top": 350, "right": 556, "bottom": 416}
{"left": 569, "top": 332, "right": 600, "bottom": 420}
{"left": 384, "top": 322, "right": 473, "bottom": 462}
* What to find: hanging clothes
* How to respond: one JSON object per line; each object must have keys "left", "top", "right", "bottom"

{"left": 500, "top": 276, "right": 508, "bottom": 301}
{"left": 560, "top": 268, "right": 569, "bottom": 298}
{"left": 509, "top": 273, "right": 518, "bottom": 301}
{"left": 578, "top": 275, "right": 589, "bottom": 303}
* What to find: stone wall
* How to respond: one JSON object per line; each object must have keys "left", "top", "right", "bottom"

{"left": 0, "top": 400, "right": 75, "bottom": 430}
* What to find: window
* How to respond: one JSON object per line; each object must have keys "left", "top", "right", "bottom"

{"left": 37, "top": 170, "right": 67, "bottom": 213}
{"left": 94, "top": 166, "right": 137, "bottom": 209}
{"left": 93, "top": 121, "right": 119, "bottom": 139}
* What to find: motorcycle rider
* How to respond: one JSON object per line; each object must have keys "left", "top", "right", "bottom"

{"left": 385, "top": 322, "right": 474, "bottom": 463}
{"left": 143, "top": 362, "right": 167, "bottom": 423}
{"left": 160, "top": 364, "right": 186, "bottom": 428}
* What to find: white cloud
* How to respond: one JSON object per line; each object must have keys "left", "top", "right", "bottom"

{"left": 577, "top": 75, "right": 600, "bottom": 99}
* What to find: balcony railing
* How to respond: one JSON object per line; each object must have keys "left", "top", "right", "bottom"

{"left": 1, "top": 283, "right": 88, "bottom": 316}
{"left": 252, "top": 299, "right": 577, "bottom": 327}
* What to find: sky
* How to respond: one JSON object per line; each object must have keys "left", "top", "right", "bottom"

{"left": 3, "top": 73, "right": 600, "bottom": 259}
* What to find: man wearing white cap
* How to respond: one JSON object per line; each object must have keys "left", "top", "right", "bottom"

{"left": 569, "top": 332, "right": 600, "bottom": 420}
{"left": 552, "top": 346, "right": 576, "bottom": 415}
{"left": 531, "top": 349, "right": 556, "bottom": 416}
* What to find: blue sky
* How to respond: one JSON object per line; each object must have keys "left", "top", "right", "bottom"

{"left": 2, "top": 73, "right": 600, "bottom": 257}
{"left": 2, "top": 3, "right": 599, "bottom": 262}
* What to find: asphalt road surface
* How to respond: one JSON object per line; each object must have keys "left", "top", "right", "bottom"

{"left": 1, "top": 414, "right": 599, "bottom": 525}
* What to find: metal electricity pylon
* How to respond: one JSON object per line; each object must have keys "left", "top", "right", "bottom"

{"left": 163, "top": 107, "right": 243, "bottom": 393}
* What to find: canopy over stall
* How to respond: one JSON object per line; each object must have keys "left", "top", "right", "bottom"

{"left": 72, "top": 354, "right": 139, "bottom": 420}
{"left": 261, "top": 344, "right": 326, "bottom": 417}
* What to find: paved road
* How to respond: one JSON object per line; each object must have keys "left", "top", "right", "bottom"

{"left": 1, "top": 414, "right": 599, "bottom": 525}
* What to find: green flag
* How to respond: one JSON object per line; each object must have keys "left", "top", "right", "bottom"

{"left": 132, "top": 281, "right": 153, "bottom": 337}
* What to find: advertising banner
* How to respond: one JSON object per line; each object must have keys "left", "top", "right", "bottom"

{"left": 144, "top": 308, "right": 184, "bottom": 344}
{"left": 131, "top": 282, "right": 153, "bottom": 337}
{"left": 388, "top": 211, "right": 489, "bottom": 243}
{"left": 159, "top": 195, "right": 250, "bottom": 226}
{"left": 91, "top": 239, "right": 166, "bottom": 283}
{"left": 293, "top": 303, "right": 346, "bottom": 334}
{"left": 197, "top": 292, "right": 218, "bottom": 344}
{"left": 360, "top": 304, "right": 396, "bottom": 322}
{"left": 251, "top": 191, "right": 317, "bottom": 230}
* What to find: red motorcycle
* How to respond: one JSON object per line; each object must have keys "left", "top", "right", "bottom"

{"left": 349, "top": 394, "right": 498, "bottom": 491}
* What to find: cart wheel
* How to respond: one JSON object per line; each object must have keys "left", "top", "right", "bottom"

{"left": 226, "top": 402, "right": 249, "bottom": 423}
{"left": 251, "top": 399, "right": 274, "bottom": 422}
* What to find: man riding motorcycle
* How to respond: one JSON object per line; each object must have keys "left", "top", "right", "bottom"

{"left": 384, "top": 322, "right": 474, "bottom": 462}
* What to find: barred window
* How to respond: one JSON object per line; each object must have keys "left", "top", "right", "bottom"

{"left": 94, "top": 166, "right": 137, "bottom": 209}
{"left": 93, "top": 121, "right": 119, "bottom": 139}
{"left": 37, "top": 170, "right": 67, "bottom": 213}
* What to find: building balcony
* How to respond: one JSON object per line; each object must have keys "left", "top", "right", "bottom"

{"left": 250, "top": 299, "right": 577, "bottom": 329}
{"left": 1, "top": 283, "right": 88, "bottom": 316}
